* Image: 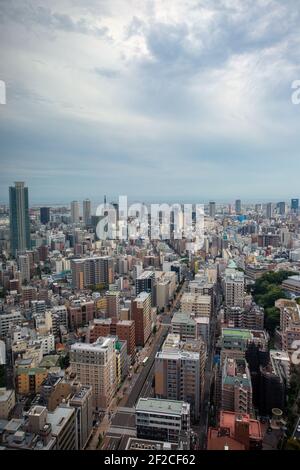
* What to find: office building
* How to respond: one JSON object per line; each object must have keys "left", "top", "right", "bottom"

{"left": 235, "top": 199, "right": 242, "bottom": 215}
{"left": 71, "top": 201, "right": 80, "bottom": 224}
{"left": 70, "top": 338, "right": 117, "bottom": 409}
{"left": 266, "top": 202, "right": 273, "bottom": 219}
{"left": 277, "top": 201, "right": 286, "bottom": 215}
{"left": 46, "top": 405, "right": 76, "bottom": 450}
{"left": 40, "top": 207, "right": 50, "bottom": 225}
{"left": 83, "top": 199, "right": 91, "bottom": 226}
{"left": 291, "top": 198, "right": 299, "bottom": 213}
{"left": 209, "top": 202, "right": 216, "bottom": 218}
{"left": 9, "top": 182, "right": 31, "bottom": 256}
{"left": 135, "top": 398, "right": 190, "bottom": 444}
{"left": 69, "top": 385, "right": 93, "bottom": 450}
{"left": 132, "top": 292, "right": 152, "bottom": 347}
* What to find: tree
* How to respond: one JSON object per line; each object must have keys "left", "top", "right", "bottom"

{"left": 59, "top": 353, "right": 70, "bottom": 369}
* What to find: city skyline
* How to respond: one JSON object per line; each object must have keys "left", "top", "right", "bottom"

{"left": 1, "top": 0, "right": 300, "bottom": 202}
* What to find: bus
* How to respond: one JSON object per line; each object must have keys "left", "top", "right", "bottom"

{"left": 142, "top": 357, "right": 149, "bottom": 366}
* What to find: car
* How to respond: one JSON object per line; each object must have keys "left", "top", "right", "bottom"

{"left": 297, "top": 425, "right": 300, "bottom": 432}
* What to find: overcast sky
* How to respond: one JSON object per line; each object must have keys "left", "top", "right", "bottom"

{"left": 0, "top": 0, "right": 300, "bottom": 205}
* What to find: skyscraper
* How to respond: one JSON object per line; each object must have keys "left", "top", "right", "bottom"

{"left": 82, "top": 199, "right": 91, "bottom": 226}
{"left": 266, "top": 202, "right": 273, "bottom": 219}
{"left": 9, "top": 182, "right": 30, "bottom": 256}
{"left": 277, "top": 201, "right": 286, "bottom": 216}
{"left": 40, "top": 207, "right": 50, "bottom": 225}
{"left": 235, "top": 199, "right": 242, "bottom": 215}
{"left": 71, "top": 201, "right": 80, "bottom": 223}
{"left": 209, "top": 201, "right": 216, "bottom": 218}
{"left": 291, "top": 198, "right": 299, "bottom": 213}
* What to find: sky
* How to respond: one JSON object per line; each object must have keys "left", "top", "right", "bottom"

{"left": 0, "top": 0, "right": 300, "bottom": 205}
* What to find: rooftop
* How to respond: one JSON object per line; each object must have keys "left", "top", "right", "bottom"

{"left": 222, "top": 328, "right": 252, "bottom": 340}
{"left": 136, "top": 398, "right": 189, "bottom": 416}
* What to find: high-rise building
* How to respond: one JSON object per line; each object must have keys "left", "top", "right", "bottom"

{"left": 155, "top": 334, "right": 206, "bottom": 421}
{"left": 221, "top": 357, "right": 253, "bottom": 415}
{"left": 223, "top": 269, "right": 244, "bottom": 310}
{"left": 132, "top": 292, "right": 152, "bottom": 347}
{"left": 235, "top": 199, "right": 242, "bottom": 215}
{"left": 70, "top": 338, "right": 117, "bottom": 409}
{"left": 266, "top": 202, "right": 273, "bottom": 219}
{"left": 9, "top": 182, "right": 30, "bottom": 256}
{"left": 105, "top": 291, "right": 120, "bottom": 318}
{"left": 40, "top": 207, "right": 50, "bottom": 225}
{"left": 71, "top": 201, "right": 80, "bottom": 224}
{"left": 18, "top": 253, "right": 31, "bottom": 284}
{"left": 71, "top": 256, "right": 115, "bottom": 289}
{"left": 82, "top": 199, "right": 91, "bottom": 226}
{"left": 209, "top": 202, "right": 216, "bottom": 218}
{"left": 69, "top": 386, "right": 93, "bottom": 450}
{"left": 135, "top": 398, "right": 191, "bottom": 444}
{"left": 277, "top": 201, "right": 286, "bottom": 216}
{"left": 291, "top": 198, "right": 299, "bottom": 213}
{"left": 135, "top": 271, "right": 156, "bottom": 306}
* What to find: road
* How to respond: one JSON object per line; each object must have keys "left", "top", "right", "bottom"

{"left": 198, "top": 282, "right": 222, "bottom": 450}
{"left": 86, "top": 276, "right": 188, "bottom": 450}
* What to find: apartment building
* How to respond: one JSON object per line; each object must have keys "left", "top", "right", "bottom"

{"left": 180, "top": 293, "right": 211, "bottom": 317}
{"left": 155, "top": 334, "right": 206, "bottom": 422}
{"left": 70, "top": 337, "right": 117, "bottom": 409}
{"left": 132, "top": 292, "right": 152, "bottom": 347}
{"left": 221, "top": 357, "right": 253, "bottom": 415}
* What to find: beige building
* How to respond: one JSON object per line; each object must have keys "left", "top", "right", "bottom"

{"left": 180, "top": 293, "right": 211, "bottom": 317}
{"left": 155, "top": 334, "right": 206, "bottom": 422}
{"left": 276, "top": 299, "right": 300, "bottom": 353}
{"left": 0, "top": 388, "right": 15, "bottom": 419}
{"left": 70, "top": 337, "right": 117, "bottom": 409}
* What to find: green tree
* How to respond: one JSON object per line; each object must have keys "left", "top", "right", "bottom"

{"left": 59, "top": 353, "right": 70, "bottom": 369}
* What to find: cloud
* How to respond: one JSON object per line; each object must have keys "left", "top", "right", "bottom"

{"left": 0, "top": 0, "right": 300, "bottom": 203}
